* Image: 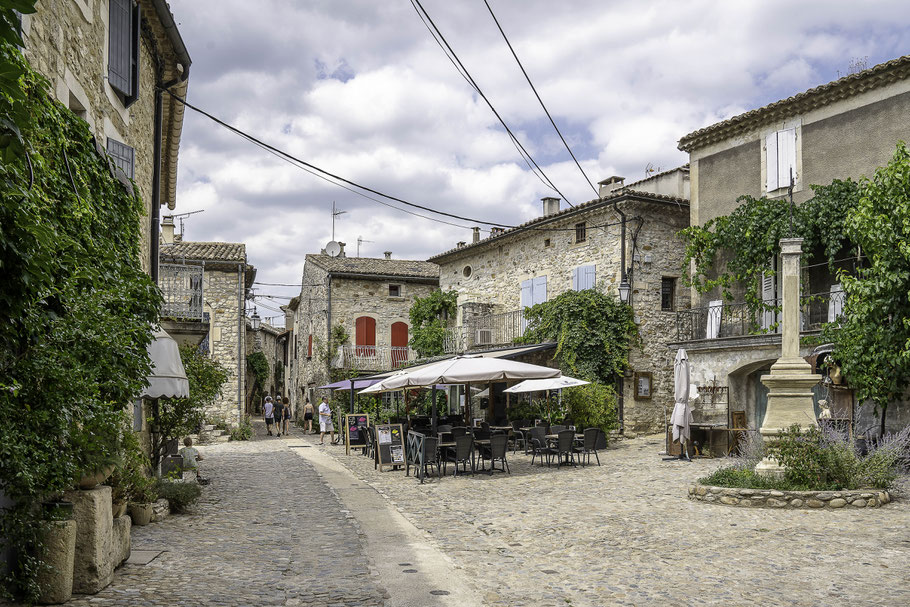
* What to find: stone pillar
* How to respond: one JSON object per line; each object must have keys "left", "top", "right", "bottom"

{"left": 36, "top": 520, "right": 76, "bottom": 604}
{"left": 756, "top": 238, "right": 821, "bottom": 476}
{"left": 63, "top": 486, "right": 114, "bottom": 594}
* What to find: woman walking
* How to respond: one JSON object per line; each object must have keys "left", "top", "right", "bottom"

{"left": 281, "top": 396, "right": 292, "bottom": 436}
{"left": 302, "top": 400, "right": 315, "bottom": 434}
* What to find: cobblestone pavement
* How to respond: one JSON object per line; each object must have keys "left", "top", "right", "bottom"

{"left": 68, "top": 424, "right": 389, "bottom": 607}
{"left": 310, "top": 432, "right": 910, "bottom": 607}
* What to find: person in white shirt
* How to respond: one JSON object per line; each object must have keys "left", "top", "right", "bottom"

{"left": 318, "top": 397, "right": 335, "bottom": 445}
{"left": 263, "top": 395, "right": 275, "bottom": 436}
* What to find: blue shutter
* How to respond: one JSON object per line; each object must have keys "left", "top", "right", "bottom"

{"left": 532, "top": 276, "right": 547, "bottom": 305}
{"left": 584, "top": 264, "right": 596, "bottom": 290}
{"left": 520, "top": 279, "right": 532, "bottom": 309}
{"left": 571, "top": 267, "right": 579, "bottom": 291}
{"left": 108, "top": 0, "right": 132, "bottom": 95}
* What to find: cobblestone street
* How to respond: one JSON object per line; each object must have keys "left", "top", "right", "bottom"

{"left": 67, "top": 426, "right": 389, "bottom": 607}
{"left": 309, "top": 432, "right": 910, "bottom": 607}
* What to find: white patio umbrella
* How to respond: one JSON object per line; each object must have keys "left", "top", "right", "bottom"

{"left": 362, "top": 355, "right": 560, "bottom": 393}
{"left": 141, "top": 327, "right": 189, "bottom": 399}
{"left": 670, "top": 348, "right": 693, "bottom": 460}
{"left": 503, "top": 376, "right": 589, "bottom": 393}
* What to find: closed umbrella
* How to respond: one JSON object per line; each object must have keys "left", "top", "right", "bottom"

{"left": 670, "top": 348, "right": 693, "bottom": 460}
{"left": 141, "top": 327, "right": 189, "bottom": 399}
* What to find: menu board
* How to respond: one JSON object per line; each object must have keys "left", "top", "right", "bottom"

{"left": 375, "top": 423, "right": 405, "bottom": 471}
{"left": 344, "top": 413, "right": 370, "bottom": 455}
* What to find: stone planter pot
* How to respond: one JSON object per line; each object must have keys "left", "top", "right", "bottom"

{"left": 128, "top": 502, "right": 154, "bottom": 526}
{"left": 42, "top": 500, "right": 74, "bottom": 522}
{"left": 35, "top": 519, "right": 76, "bottom": 605}
{"left": 77, "top": 464, "right": 116, "bottom": 490}
{"left": 112, "top": 500, "right": 127, "bottom": 518}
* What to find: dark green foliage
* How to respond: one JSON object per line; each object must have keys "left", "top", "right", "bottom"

{"left": 506, "top": 399, "right": 544, "bottom": 422}
{"left": 246, "top": 350, "right": 269, "bottom": 405}
{"left": 0, "top": 0, "right": 36, "bottom": 163}
{"left": 408, "top": 289, "right": 457, "bottom": 358}
{"left": 106, "top": 412, "right": 153, "bottom": 504}
{"left": 149, "top": 345, "right": 229, "bottom": 472}
{"left": 562, "top": 382, "right": 619, "bottom": 437}
{"left": 698, "top": 466, "right": 808, "bottom": 491}
{"left": 230, "top": 417, "right": 253, "bottom": 441}
{"left": 154, "top": 479, "right": 201, "bottom": 513}
{"left": 0, "top": 46, "right": 160, "bottom": 601}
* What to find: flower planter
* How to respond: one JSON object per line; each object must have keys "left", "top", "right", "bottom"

{"left": 128, "top": 502, "right": 154, "bottom": 526}
{"left": 77, "top": 464, "right": 116, "bottom": 490}
{"left": 112, "top": 500, "right": 127, "bottom": 518}
{"left": 42, "top": 500, "right": 74, "bottom": 522}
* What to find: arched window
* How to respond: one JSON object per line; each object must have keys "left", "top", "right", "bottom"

{"left": 390, "top": 322, "right": 409, "bottom": 366}
{"left": 355, "top": 316, "right": 376, "bottom": 356}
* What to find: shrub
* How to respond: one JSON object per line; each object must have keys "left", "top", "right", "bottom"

{"left": 506, "top": 399, "right": 544, "bottom": 422}
{"left": 230, "top": 418, "right": 253, "bottom": 441}
{"left": 155, "top": 480, "right": 201, "bottom": 514}
{"left": 564, "top": 382, "right": 619, "bottom": 437}
{"left": 699, "top": 466, "right": 808, "bottom": 491}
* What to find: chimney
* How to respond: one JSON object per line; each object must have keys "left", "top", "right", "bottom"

{"left": 598, "top": 176, "right": 626, "bottom": 198}
{"left": 541, "top": 197, "right": 560, "bottom": 217}
{"left": 490, "top": 227, "right": 505, "bottom": 237}
{"left": 472, "top": 227, "right": 481, "bottom": 243}
{"left": 338, "top": 242, "right": 346, "bottom": 257}
{"left": 457, "top": 241, "right": 466, "bottom": 249}
{"left": 384, "top": 251, "right": 392, "bottom": 260}
{"left": 161, "top": 215, "right": 175, "bottom": 244}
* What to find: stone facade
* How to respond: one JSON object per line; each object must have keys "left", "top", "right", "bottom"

{"left": 430, "top": 175, "right": 690, "bottom": 434}
{"left": 245, "top": 320, "right": 282, "bottom": 414}
{"left": 22, "top": 0, "right": 190, "bottom": 275}
{"left": 689, "top": 484, "right": 893, "bottom": 509}
{"left": 291, "top": 255, "right": 439, "bottom": 408}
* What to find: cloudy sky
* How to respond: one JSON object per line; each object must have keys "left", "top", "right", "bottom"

{"left": 168, "top": 0, "right": 910, "bottom": 324}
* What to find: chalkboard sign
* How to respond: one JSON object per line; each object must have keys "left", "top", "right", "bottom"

{"left": 374, "top": 423, "right": 405, "bottom": 471}
{"left": 344, "top": 414, "right": 370, "bottom": 455}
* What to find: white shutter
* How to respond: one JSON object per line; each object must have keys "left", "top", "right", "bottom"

{"left": 520, "top": 279, "right": 533, "bottom": 309}
{"left": 571, "top": 267, "right": 580, "bottom": 291}
{"left": 761, "top": 258, "right": 777, "bottom": 331}
{"left": 778, "top": 128, "right": 796, "bottom": 190}
{"left": 532, "top": 276, "right": 548, "bottom": 305}
{"left": 828, "top": 283, "right": 844, "bottom": 322}
{"left": 766, "top": 132, "right": 779, "bottom": 191}
{"left": 707, "top": 300, "right": 722, "bottom": 339}
{"left": 585, "top": 265, "right": 597, "bottom": 290}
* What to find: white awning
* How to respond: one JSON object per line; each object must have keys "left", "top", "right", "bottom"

{"left": 141, "top": 327, "right": 190, "bottom": 399}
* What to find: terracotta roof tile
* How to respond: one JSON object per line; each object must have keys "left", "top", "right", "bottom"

{"left": 160, "top": 241, "right": 246, "bottom": 263}
{"left": 307, "top": 255, "right": 439, "bottom": 279}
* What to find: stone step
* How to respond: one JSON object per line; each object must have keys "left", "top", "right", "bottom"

{"left": 211, "top": 434, "right": 231, "bottom": 443}
{"left": 203, "top": 424, "right": 216, "bottom": 432}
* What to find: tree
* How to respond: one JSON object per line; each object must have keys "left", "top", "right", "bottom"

{"left": 149, "top": 345, "right": 229, "bottom": 471}
{"left": 408, "top": 289, "right": 457, "bottom": 358}
{"left": 827, "top": 142, "right": 910, "bottom": 437}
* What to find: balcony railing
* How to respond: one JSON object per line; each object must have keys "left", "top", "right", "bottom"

{"left": 675, "top": 290, "right": 846, "bottom": 342}
{"left": 444, "top": 309, "right": 527, "bottom": 354}
{"left": 159, "top": 263, "right": 204, "bottom": 321}
{"left": 338, "top": 345, "right": 416, "bottom": 370}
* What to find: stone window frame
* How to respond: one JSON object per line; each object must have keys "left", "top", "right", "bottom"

{"left": 660, "top": 276, "right": 676, "bottom": 311}
{"left": 463, "top": 265, "right": 473, "bottom": 278}
{"left": 388, "top": 284, "right": 402, "bottom": 298}
{"left": 575, "top": 222, "right": 587, "bottom": 244}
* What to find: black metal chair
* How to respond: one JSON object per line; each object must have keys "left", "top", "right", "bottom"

{"left": 550, "top": 429, "right": 577, "bottom": 468}
{"left": 472, "top": 427, "right": 491, "bottom": 441}
{"left": 550, "top": 424, "right": 566, "bottom": 435}
{"left": 420, "top": 436, "right": 441, "bottom": 479}
{"left": 478, "top": 433, "right": 510, "bottom": 475}
{"left": 443, "top": 434, "right": 474, "bottom": 477}
{"left": 480, "top": 421, "right": 490, "bottom": 433}
{"left": 437, "top": 424, "right": 453, "bottom": 433}
{"left": 528, "top": 427, "right": 549, "bottom": 466}
{"left": 574, "top": 428, "right": 602, "bottom": 466}
{"left": 451, "top": 426, "right": 468, "bottom": 438}
{"left": 510, "top": 420, "right": 526, "bottom": 454}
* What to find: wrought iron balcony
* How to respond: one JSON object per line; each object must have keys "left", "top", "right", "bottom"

{"left": 159, "top": 263, "right": 204, "bottom": 321}
{"left": 444, "top": 309, "right": 527, "bottom": 354}
{"left": 338, "top": 345, "right": 416, "bottom": 371}
{"left": 675, "top": 289, "right": 846, "bottom": 342}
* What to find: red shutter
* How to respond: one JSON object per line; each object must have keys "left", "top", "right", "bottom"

{"left": 391, "top": 322, "right": 408, "bottom": 366}
{"left": 355, "top": 317, "right": 376, "bottom": 356}
{"left": 307, "top": 334, "right": 313, "bottom": 358}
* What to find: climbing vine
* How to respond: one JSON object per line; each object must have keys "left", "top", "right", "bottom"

{"left": 0, "top": 43, "right": 160, "bottom": 602}
{"left": 408, "top": 289, "right": 457, "bottom": 358}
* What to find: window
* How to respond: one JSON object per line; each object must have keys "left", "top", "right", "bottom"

{"left": 307, "top": 334, "right": 313, "bottom": 359}
{"left": 572, "top": 265, "right": 596, "bottom": 291}
{"left": 661, "top": 277, "right": 676, "bottom": 311}
{"left": 463, "top": 265, "right": 472, "bottom": 278}
{"left": 354, "top": 316, "right": 376, "bottom": 356}
{"left": 766, "top": 128, "right": 796, "bottom": 192}
{"left": 388, "top": 284, "right": 401, "bottom": 297}
{"left": 544, "top": 238, "right": 551, "bottom": 247}
{"left": 575, "top": 222, "right": 587, "bottom": 243}
{"left": 108, "top": 0, "right": 140, "bottom": 107}
{"left": 106, "top": 138, "right": 134, "bottom": 179}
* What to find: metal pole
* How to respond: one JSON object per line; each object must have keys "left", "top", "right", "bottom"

{"left": 349, "top": 378, "right": 355, "bottom": 413}
{"left": 431, "top": 386, "right": 437, "bottom": 433}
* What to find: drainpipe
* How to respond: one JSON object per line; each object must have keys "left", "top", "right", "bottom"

{"left": 612, "top": 198, "right": 628, "bottom": 435}
{"left": 238, "top": 263, "right": 244, "bottom": 424}
{"left": 326, "top": 273, "right": 333, "bottom": 383}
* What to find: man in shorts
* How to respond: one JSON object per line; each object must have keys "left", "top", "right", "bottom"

{"left": 263, "top": 395, "right": 275, "bottom": 436}
{"left": 273, "top": 397, "right": 285, "bottom": 437}
{"left": 318, "top": 397, "right": 335, "bottom": 445}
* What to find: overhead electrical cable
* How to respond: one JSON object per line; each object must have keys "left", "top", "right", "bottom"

{"left": 483, "top": 0, "right": 599, "bottom": 197}
{"left": 408, "top": 0, "right": 577, "bottom": 207}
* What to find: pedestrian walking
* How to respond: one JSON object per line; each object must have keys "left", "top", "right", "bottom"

{"left": 281, "top": 396, "right": 291, "bottom": 436}
{"left": 273, "top": 397, "right": 285, "bottom": 437}
{"left": 302, "top": 400, "right": 315, "bottom": 434}
{"left": 264, "top": 396, "right": 275, "bottom": 436}
{"left": 318, "top": 397, "right": 335, "bottom": 445}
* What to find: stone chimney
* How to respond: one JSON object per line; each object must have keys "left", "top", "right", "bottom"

{"left": 161, "top": 215, "right": 176, "bottom": 244}
{"left": 457, "top": 241, "right": 466, "bottom": 249}
{"left": 490, "top": 227, "right": 505, "bottom": 237}
{"left": 541, "top": 197, "right": 560, "bottom": 217}
{"left": 472, "top": 227, "right": 481, "bottom": 243}
{"left": 384, "top": 251, "right": 392, "bottom": 260}
{"left": 598, "top": 176, "right": 626, "bottom": 198}
{"left": 338, "top": 242, "right": 346, "bottom": 257}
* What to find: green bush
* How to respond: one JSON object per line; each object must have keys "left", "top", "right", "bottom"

{"left": 154, "top": 479, "right": 201, "bottom": 513}
{"left": 230, "top": 418, "right": 253, "bottom": 441}
{"left": 699, "top": 466, "right": 808, "bottom": 491}
{"left": 506, "top": 399, "right": 544, "bottom": 422}
{"left": 564, "top": 382, "right": 619, "bottom": 437}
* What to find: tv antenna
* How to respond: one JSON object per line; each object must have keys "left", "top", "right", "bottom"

{"left": 172, "top": 209, "right": 205, "bottom": 238}
{"left": 331, "top": 201, "right": 346, "bottom": 240}
{"left": 356, "top": 236, "right": 374, "bottom": 257}
{"left": 644, "top": 163, "right": 659, "bottom": 177}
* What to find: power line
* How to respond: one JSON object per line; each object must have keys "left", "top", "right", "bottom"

{"left": 483, "top": 0, "right": 599, "bottom": 197}
{"left": 409, "top": 0, "right": 577, "bottom": 207}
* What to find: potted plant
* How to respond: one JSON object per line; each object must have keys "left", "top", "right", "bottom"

{"left": 71, "top": 409, "right": 122, "bottom": 489}
{"left": 127, "top": 473, "right": 158, "bottom": 526}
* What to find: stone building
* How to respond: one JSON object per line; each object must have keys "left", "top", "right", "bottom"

{"left": 21, "top": 0, "right": 191, "bottom": 278}
{"left": 429, "top": 169, "right": 691, "bottom": 433}
{"left": 244, "top": 320, "right": 282, "bottom": 415}
{"left": 290, "top": 252, "right": 440, "bottom": 408}
{"left": 673, "top": 54, "right": 910, "bottom": 434}
{"left": 159, "top": 224, "right": 256, "bottom": 427}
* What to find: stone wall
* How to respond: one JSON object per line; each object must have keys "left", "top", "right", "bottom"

{"left": 295, "top": 260, "right": 330, "bottom": 408}
{"left": 245, "top": 321, "right": 281, "bottom": 413}
{"left": 689, "top": 485, "right": 893, "bottom": 509}
{"left": 436, "top": 198, "right": 690, "bottom": 433}
{"left": 205, "top": 268, "right": 244, "bottom": 426}
{"left": 22, "top": 0, "right": 159, "bottom": 273}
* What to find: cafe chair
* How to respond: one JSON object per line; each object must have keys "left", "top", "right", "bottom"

{"left": 528, "top": 427, "right": 549, "bottom": 466}
{"left": 478, "top": 433, "right": 510, "bottom": 475}
{"left": 573, "top": 427, "right": 602, "bottom": 466}
{"left": 443, "top": 434, "right": 474, "bottom": 477}
{"left": 549, "top": 429, "right": 577, "bottom": 468}
{"left": 420, "top": 436, "right": 441, "bottom": 479}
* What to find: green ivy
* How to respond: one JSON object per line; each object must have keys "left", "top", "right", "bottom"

{"left": 408, "top": 289, "right": 457, "bottom": 358}
{"left": 0, "top": 44, "right": 160, "bottom": 602}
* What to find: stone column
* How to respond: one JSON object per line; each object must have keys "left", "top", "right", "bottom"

{"left": 756, "top": 238, "right": 821, "bottom": 476}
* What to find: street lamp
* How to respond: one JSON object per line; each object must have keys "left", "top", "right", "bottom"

{"left": 250, "top": 307, "right": 261, "bottom": 331}
{"left": 618, "top": 278, "right": 631, "bottom": 304}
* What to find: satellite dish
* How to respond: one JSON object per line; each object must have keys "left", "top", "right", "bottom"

{"left": 325, "top": 241, "right": 342, "bottom": 257}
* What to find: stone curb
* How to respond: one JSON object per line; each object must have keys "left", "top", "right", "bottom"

{"left": 688, "top": 484, "right": 892, "bottom": 509}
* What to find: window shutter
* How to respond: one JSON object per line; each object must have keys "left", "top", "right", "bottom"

{"left": 520, "top": 279, "right": 532, "bottom": 309}
{"left": 766, "top": 132, "right": 779, "bottom": 191}
{"left": 571, "top": 267, "right": 579, "bottom": 291}
{"left": 778, "top": 128, "right": 796, "bottom": 189}
{"left": 584, "top": 265, "right": 596, "bottom": 290}
{"left": 108, "top": 0, "right": 132, "bottom": 96}
{"left": 532, "top": 276, "right": 547, "bottom": 305}
{"left": 761, "top": 257, "right": 777, "bottom": 331}
{"left": 106, "top": 138, "right": 135, "bottom": 179}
